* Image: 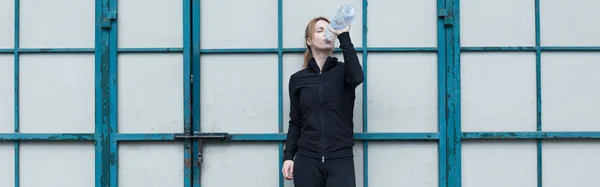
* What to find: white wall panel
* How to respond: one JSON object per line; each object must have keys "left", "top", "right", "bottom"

{"left": 541, "top": 52, "right": 600, "bottom": 131}
{"left": 118, "top": 0, "right": 183, "bottom": 48}
{"left": 200, "top": 54, "right": 278, "bottom": 133}
{"left": 0, "top": 55, "right": 13, "bottom": 133}
{"left": 20, "top": 142, "right": 95, "bottom": 187}
{"left": 19, "top": 0, "right": 94, "bottom": 48}
{"left": 353, "top": 142, "right": 365, "bottom": 187}
{"left": 282, "top": 52, "right": 363, "bottom": 134}
{"left": 462, "top": 141, "right": 537, "bottom": 187}
{"left": 19, "top": 54, "right": 95, "bottom": 133}
{"left": 0, "top": 0, "right": 14, "bottom": 48}
{"left": 119, "top": 142, "right": 184, "bottom": 187}
{"left": 542, "top": 140, "right": 600, "bottom": 187}
{"left": 368, "top": 142, "right": 438, "bottom": 187}
{"left": 368, "top": 0, "right": 437, "bottom": 47}
{"left": 461, "top": 52, "right": 537, "bottom": 132}
{"left": 460, "top": 0, "right": 535, "bottom": 47}
{"left": 201, "top": 142, "right": 278, "bottom": 187}
{"left": 282, "top": 0, "right": 363, "bottom": 48}
{"left": 540, "top": 0, "right": 600, "bottom": 46}
{"left": 118, "top": 54, "right": 184, "bottom": 133}
{"left": 200, "top": 0, "right": 277, "bottom": 49}
{"left": 367, "top": 53, "right": 438, "bottom": 132}
{"left": 0, "top": 143, "right": 15, "bottom": 187}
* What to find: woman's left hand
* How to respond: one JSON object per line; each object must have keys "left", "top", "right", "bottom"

{"left": 328, "top": 24, "right": 351, "bottom": 36}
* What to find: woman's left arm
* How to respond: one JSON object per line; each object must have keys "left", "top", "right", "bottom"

{"left": 337, "top": 32, "right": 364, "bottom": 87}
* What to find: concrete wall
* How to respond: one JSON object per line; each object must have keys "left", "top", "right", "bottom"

{"left": 0, "top": 0, "right": 599, "bottom": 186}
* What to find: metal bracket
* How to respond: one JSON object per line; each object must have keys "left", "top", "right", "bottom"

{"left": 438, "top": 9, "right": 454, "bottom": 26}
{"left": 175, "top": 133, "right": 230, "bottom": 165}
{"left": 100, "top": 11, "right": 118, "bottom": 28}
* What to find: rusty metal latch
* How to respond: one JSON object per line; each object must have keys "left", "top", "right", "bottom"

{"left": 175, "top": 133, "right": 230, "bottom": 165}
{"left": 438, "top": 8, "right": 454, "bottom": 26}
{"left": 100, "top": 11, "right": 117, "bottom": 28}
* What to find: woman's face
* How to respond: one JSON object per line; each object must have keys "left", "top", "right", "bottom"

{"left": 307, "top": 20, "right": 335, "bottom": 51}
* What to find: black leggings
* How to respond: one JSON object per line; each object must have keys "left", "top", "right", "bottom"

{"left": 293, "top": 154, "right": 356, "bottom": 187}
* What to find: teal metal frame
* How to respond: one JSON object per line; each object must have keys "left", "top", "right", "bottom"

{"left": 1, "top": 0, "right": 600, "bottom": 187}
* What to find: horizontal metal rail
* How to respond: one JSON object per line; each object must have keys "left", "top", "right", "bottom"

{"left": 2, "top": 46, "right": 599, "bottom": 54}
{"left": 2, "top": 132, "right": 600, "bottom": 141}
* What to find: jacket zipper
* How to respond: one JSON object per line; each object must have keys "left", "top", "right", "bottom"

{"left": 318, "top": 70, "right": 325, "bottom": 163}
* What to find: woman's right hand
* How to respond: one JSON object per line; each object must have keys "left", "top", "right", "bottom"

{"left": 282, "top": 160, "right": 294, "bottom": 180}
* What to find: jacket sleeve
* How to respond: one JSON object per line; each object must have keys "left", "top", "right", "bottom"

{"left": 338, "top": 32, "right": 364, "bottom": 87}
{"left": 283, "top": 75, "right": 301, "bottom": 161}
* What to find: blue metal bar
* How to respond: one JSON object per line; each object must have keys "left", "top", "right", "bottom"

{"left": 437, "top": 0, "right": 448, "bottom": 186}
{"left": 361, "top": 1, "right": 369, "bottom": 187}
{"left": 0, "top": 49, "right": 14, "bottom": 53}
{"left": 354, "top": 132, "right": 439, "bottom": 140}
{"left": 116, "top": 134, "right": 177, "bottom": 141}
{"left": 118, "top": 48, "right": 184, "bottom": 52}
{"left": 191, "top": 0, "right": 201, "bottom": 186}
{"left": 109, "top": 0, "right": 118, "bottom": 185}
{"left": 461, "top": 47, "right": 536, "bottom": 51}
{"left": 13, "top": 1, "right": 20, "bottom": 186}
{"left": 6, "top": 131, "right": 600, "bottom": 142}
{"left": 282, "top": 47, "right": 438, "bottom": 52}
{"left": 0, "top": 133, "right": 95, "bottom": 141}
{"left": 95, "top": 0, "right": 111, "bottom": 187}
{"left": 366, "top": 47, "right": 437, "bottom": 52}
{"left": 283, "top": 47, "right": 438, "bottom": 53}
{"left": 183, "top": 0, "right": 193, "bottom": 186}
{"left": 113, "top": 133, "right": 439, "bottom": 141}
{"left": 535, "top": 0, "right": 542, "bottom": 186}
{"left": 447, "top": 0, "right": 461, "bottom": 186}
{"left": 201, "top": 48, "right": 278, "bottom": 53}
{"left": 5, "top": 46, "right": 599, "bottom": 54}
{"left": 462, "top": 46, "right": 600, "bottom": 52}
{"left": 199, "top": 47, "right": 437, "bottom": 53}
{"left": 541, "top": 46, "right": 600, "bottom": 51}
{"left": 18, "top": 48, "right": 95, "bottom": 53}
{"left": 277, "top": 0, "right": 284, "bottom": 186}
{"left": 463, "top": 132, "right": 600, "bottom": 139}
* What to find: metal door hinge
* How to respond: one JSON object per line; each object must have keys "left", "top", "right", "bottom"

{"left": 438, "top": 9, "right": 454, "bottom": 26}
{"left": 101, "top": 11, "right": 118, "bottom": 28}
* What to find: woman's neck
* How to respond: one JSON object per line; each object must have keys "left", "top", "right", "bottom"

{"left": 312, "top": 50, "right": 330, "bottom": 70}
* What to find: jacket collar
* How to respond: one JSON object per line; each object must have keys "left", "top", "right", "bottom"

{"left": 307, "top": 56, "right": 338, "bottom": 73}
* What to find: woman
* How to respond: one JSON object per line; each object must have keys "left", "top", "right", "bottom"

{"left": 281, "top": 16, "right": 363, "bottom": 187}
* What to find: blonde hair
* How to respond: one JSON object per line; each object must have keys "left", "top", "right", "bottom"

{"left": 303, "top": 17, "right": 331, "bottom": 68}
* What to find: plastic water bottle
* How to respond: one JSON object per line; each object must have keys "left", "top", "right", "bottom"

{"left": 324, "top": 4, "right": 356, "bottom": 41}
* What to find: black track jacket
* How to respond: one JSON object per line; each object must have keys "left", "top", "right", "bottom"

{"left": 283, "top": 32, "right": 364, "bottom": 163}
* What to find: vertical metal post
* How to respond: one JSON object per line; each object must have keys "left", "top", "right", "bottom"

{"left": 361, "top": 1, "right": 369, "bottom": 187}
{"left": 535, "top": 0, "right": 542, "bottom": 186}
{"left": 277, "top": 0, "right": 284, "bottom": 186}
{"left": 13, "top": 0, "right": 20, "bottom": 186}
{"left": 446, "top": 0, "right": 461, "bottom": 186}
{"left": 191, "top": 0, "right": 201, "bottom": 186}
{"left": 183, "top": 0, "right": 193, "bottom": 186}
{"left": 437, "top": 0, "right": 448, "bottom": 186}
{"left": 108, "top": 0, "right": 119, "bottom": 186}
{"left": 95, "top": 0, "right": 111, "bottom": 186}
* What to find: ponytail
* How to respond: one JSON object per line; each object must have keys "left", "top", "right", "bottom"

{"left": 303, "top": 47, "right": 312, "bottom": 68}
